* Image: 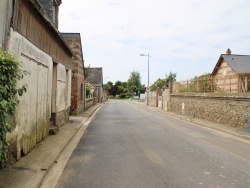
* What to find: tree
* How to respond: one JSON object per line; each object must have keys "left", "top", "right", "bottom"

{"left": 107, "top": 81, "right": 113, "bottom": 86}
{"left": 140, "top": 84, "right": 146, "bottom": 94}
{"left": 103, "top": 83, "right": 110, "bottom": 91}
{"left": 149, "top": 72, "right": 176, "bottom": 91}
{"left": 150, "top": 79, "right": 167, "bottom": 91}
{"left": 189, "top": 73, "right": 216, "bottom": 92}
{"left": 103, "top": 80, "right": 113, "bottom": 91}
{"left": 165, "top": 71, "right": 177, "bottom": 87}
{"left": 127, "top": 71, "right": 141, "bottom": 97}
{"left": 122, "top": 82, "right": 127, "bottom": 89}
{"left": 108, "top": 85, "right": 119, "bottom": 97}
{"left": 115, "top": 80, "right": 123, "bottom": 86}
{"left": 114, "top": 80, "right": 126, "bottom": 95}
{"left": 118, "top": 86, "right": 125, "bottom": 94}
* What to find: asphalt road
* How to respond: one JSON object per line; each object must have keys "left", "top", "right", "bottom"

{"left": 56, "top": 100, "right": 250, "bottom": 188}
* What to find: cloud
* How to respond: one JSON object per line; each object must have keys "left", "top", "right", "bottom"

{"left": 59, "top": 0, "right": 250, "bottom": 84}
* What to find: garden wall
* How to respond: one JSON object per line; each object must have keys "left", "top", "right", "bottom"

{"left": 169, "top": 93, "right": 249, "bottom": 129}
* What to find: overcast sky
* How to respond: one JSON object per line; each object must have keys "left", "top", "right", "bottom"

{"left": 59, "top": 0, "right": 250, "bottom": 85}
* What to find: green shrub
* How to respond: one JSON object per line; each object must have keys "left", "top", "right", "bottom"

{"left": 125, "top": 93, "right": 132, "bottom": 98}
{"left": 119, "top": 93, "right": 126, "bottom": 99}
{"left": 0, "top": 48, "right": 27, "bottom": 164}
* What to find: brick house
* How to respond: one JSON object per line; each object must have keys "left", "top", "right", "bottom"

{"left": 211, "top": 49, "right": 250, "bottom": 93}
{"left": 0, "top": 0, "right": 74, "bottom": 163}
{"left": 61, "top": 33, "right": 86, "bottom": 114}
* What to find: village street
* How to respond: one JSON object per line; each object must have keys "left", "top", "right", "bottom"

{"left": 54, "top": 100, "right": 250, "bottom": 188}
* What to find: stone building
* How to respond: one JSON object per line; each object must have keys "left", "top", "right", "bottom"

{"left": 211, "top": 49, "right": 250, "bottom": 93}
{"left": 86, "top": 67, "right": 103, "bottom": 105}
{"left": 0, "top": 0, "right": 74, "bottom": 163}
{"left": 61, "top": 33, "right": 86, "bottom": 114}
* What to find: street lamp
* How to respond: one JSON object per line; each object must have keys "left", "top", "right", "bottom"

{"left": 105, "top": 77, "right": 109, "bottom": 83}
{"left": 140, "top": 53, "right": 150, "bottom": 106}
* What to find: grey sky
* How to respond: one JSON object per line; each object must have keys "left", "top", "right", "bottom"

{"left": 59, "top": 0, "right": 250, "bottom": 85}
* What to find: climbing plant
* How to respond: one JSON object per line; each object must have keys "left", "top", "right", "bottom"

{"left": 0, "top": 48, "right": 27, "bottom": 164}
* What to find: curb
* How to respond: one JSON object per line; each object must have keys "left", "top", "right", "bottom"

{"left": 177, "top": 116, "right": 250, "bottom": 141}
{"left": 132, "top": 100, "right": 250, "bottom": 142}
{"left": 39, "top": 103, "right": 104, "bottom": 186}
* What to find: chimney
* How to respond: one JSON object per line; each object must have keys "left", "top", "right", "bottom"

{"left": 39, "top": 0, "right": 62, "bottom": 29}
{"left": 226, "top": 48, "right": 231, "bottom": 55}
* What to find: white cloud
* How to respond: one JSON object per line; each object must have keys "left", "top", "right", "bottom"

{"left": 59, "top": 0, "right": 250, "bottom": 84}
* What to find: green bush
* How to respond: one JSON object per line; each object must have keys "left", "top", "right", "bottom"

{"left": 0, "top": 48, "right": 27, "bottom": 164}
{"left": 119, "top": 93, "right": 127, "bottom": 99}
{"left": 125, "top": 93, "right": 132, "bottom": 98}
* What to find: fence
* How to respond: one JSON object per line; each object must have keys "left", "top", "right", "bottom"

{"left": 172, "top": 74, "right": 248, "bottom": 93}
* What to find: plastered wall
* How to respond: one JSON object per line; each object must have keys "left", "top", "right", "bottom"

{"left": 6, "top": 29, "right": 53, "bottom": 159}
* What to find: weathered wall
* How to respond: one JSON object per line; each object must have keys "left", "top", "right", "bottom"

{"left": 147, "top": 87, "right": 249, "bottom": 130}
{"left": 213, "top": 60, "right": 238, "bottom": 93}
{"left": 162, "top": 89, "right": 171, "bottom": 111}
{"left": 12, "top": 0, "right": 73, "bottom": 70}
{"left": 0, "top": 0, "right": 7, "bottom": 47}
{"left": 51, "top": 63, "right": 71, "bottom": 127}
{"left": 62, "top": 35, "right": 85, "bottom": 114}
{"left": 6, "top": 29, "right": 53, "bottom": 160}
{"left": 86, "top": 98, "right": 95, "bottom": 110}
{"left": 56, "top": 63, "right": 67, "bottom": 112}
{"left": 145, "top": 92, "right": 157, "bottom": 106}
{"left": 170, "top": 93, "right": 249, "bottom": 129}
{"left": 0, "top": 0, "right": 13, "bottom": 49}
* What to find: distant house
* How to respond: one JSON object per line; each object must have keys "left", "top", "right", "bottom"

{"left": 211, "top": 49, "right": 250, "bottom": 93}
{"left": 86, "top": 67, "right": 103, "bottom": 104}
{"left": 0, "top": 0, "right": 74, "bottom": 162}
{"left": 61, "top": 33, "right": 86, "bottom": 114}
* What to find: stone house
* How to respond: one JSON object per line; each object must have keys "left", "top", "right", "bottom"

{"left": 0, "top": 0, "right": 74, "bottom": 162}
{"left": 86, "top": 67, "right": 103, "bottom": 107}
{"left": 211, "top": 49, "right": 250, "bottom": 93}
{"left": 61, "top": 33, "right": 86, "bottom": 114}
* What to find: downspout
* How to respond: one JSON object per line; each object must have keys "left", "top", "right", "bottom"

{"left": 83, "top": 62, "right": 86, "bottom": 111}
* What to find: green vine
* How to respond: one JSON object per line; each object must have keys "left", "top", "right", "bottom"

{"left": 0, "top": 48, "right": 27, "bottom": 164}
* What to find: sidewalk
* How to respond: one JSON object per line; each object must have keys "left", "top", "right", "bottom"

{"left": 0, "top": 103, "right": 104, "bottom": 188}
{"left": 132, "top": 100, "right": 250, "bottom": 141}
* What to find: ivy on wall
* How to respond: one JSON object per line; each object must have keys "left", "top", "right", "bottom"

{"left": 0, "top": 48, "right": 27, "bottom": 164}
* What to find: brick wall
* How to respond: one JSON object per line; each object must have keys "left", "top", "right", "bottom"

{"left": 212, "top": 60, "right": 239, "bottom": 93}
{"left": 63, "top": 36, "right": 85, "bottom": 114}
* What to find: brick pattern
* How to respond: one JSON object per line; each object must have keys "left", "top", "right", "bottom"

{"left": 213, "top": 60, "right": 239, "bottom": 93}
{"left": 63, "top": 36, "right": 85, "bottom": 114}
